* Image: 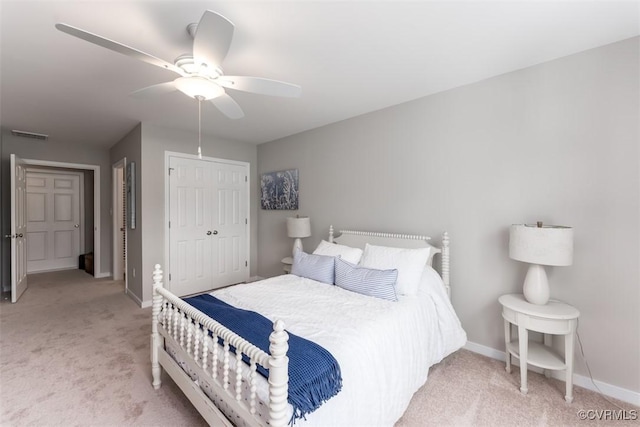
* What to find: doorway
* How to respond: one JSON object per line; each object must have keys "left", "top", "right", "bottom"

{"left": 25, "top": 169, "right": 85, "bottom": 273}
{"left": 8, "top": 156, "right": 101, "bottom": 303}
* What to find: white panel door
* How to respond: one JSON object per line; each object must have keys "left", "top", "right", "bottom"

{"left": 26, "top": 172, "right": 81, "bottom": 273}
{"left": 212, "top": 162, "right": 249, "bottom": 288}
{"left": 168, "top": 156, "right": 248, "bottom": 297}
{"left": 169, "top": 157, "right": 214, "bottom": 296}
{"left": 10, "top": 154, "right": 27, "bottom": 303}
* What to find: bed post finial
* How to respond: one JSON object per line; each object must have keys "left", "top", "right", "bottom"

{"left": 329, "top": 225, "right": 334, "bottom": 243}
{"left": 153, "top": 264, "right": 164, "bottom": 289}
{"left": 151, "top": 264, "right": 164, "bottom": 389}
{"left": 441, "top": 232, "right": 450, "bottom": 298}
{"left": 268, "top": 319, "right": 289, "bottom": 427}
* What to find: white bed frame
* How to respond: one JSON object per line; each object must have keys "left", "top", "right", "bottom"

{"left": 151, "top": 227, "right": 450, "bottom": 426}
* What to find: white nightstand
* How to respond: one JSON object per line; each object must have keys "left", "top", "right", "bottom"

{"left": 281, "top": 257, "right": 293, "bottom": 274}
{"left": 498, "top": 293, "right": 580, "bottom": 402}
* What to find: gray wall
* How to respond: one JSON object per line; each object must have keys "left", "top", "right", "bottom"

{"left": 1, "top": 129, "right": 112, "bottom": 288}
{"left": 110, "top": 124, "right": 143, "bottom": 299}
{"left": 257, "top": 37, "right": 639, "bottom": 393}
{"left": 138, "top": 123, "right": 258, "bottom": 303}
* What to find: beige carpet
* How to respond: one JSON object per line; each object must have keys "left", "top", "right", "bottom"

{"left": 0, "top": 270, "right": 636, "bottom": 426}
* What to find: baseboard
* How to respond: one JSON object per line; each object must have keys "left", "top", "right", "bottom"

{"left": 29, "top": 266, "right": 87, "bottom": 274}
{"left": 95, "top": 271, "right": 111, "bottom": 279}
{"left": 464, "top": 341, "right": 640, "bottom": 406}
{"left": 465, "top": 341, "right": 507, "bottom": 362}
{"left": 125, "top": 289, "right": 150, "bottom": 308}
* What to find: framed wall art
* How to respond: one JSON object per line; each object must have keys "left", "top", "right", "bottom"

{"left": 260, "top": 168, "right": 299, "bottom": 210}
{"left": 126, "top": 161, "right": 136, "bottom": 229}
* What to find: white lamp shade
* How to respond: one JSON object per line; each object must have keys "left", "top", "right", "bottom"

{"left": 509, "top": 224, "right": 573, "bottom": 266}
{"left": 286, "top": 217, "right": 311, "bottom": 238}
{"left": 174, "top": 76, "right": 224, "bottom": 100}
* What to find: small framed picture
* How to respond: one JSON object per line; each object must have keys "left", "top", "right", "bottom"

{"left": 126, "top": 161, "right": 136, "bottom": 229}
{"left": 260, "top": 169, "right": 299, "bottom": 210}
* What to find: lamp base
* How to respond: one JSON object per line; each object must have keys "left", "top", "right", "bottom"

{"left": 523, "top": 264, "right": 550, "bottom": 305}
{"left": 292, "top": 238, "right": 303, "bottom": 257}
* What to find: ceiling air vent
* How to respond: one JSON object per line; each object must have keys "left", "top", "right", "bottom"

{"left": 11, "top": 130, "right": 49, "bottom": 141}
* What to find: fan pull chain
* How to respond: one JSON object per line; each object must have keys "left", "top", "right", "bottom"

{"left": 197, "top": 96, "right": 203, "bottom": 159}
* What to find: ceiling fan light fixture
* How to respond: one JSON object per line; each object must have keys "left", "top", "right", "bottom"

{"left": 174, "top": 76, "right": 224, "bottom": 100}
{"left": 56, "top": 10, "right": 296, "bottom": 119}
{"left": 175, "top": 56, "right": 198, "bottom": 74}
{"left": 174, "top": 54, "right": 222, "bottom": 78}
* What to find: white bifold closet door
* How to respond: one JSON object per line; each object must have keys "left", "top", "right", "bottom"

{"left": 169, "top": 156, "right": 249, "bottom": 297}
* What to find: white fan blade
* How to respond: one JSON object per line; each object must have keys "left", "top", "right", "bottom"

{"left": 193, "top": 10, "right": 235, "bottom": 69}
{"left": 55, "top": 23, "right": 185, "bottom": 76}
{"left": 130, "top": 81, "right": 177, "bottom": 98}
{"left": 210, "top": 94, "right": 244, "bottom": 119}
{"left": 217, "top": 76, "right": 301, "bottom": 98}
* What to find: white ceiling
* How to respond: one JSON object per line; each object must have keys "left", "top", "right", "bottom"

{"left": 1, "top": 1, "right": 638, "bottom": 148}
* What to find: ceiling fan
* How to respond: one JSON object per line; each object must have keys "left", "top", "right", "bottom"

{"left": 55, "top": 10, "right": 301, "bottom": 120}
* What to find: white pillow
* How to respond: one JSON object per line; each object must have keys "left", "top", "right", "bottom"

{"left": 312, "top": 240, "right": 364, "bottom": 264}
{"left": 360, "top": 244, "right": 431, "bottom": 296}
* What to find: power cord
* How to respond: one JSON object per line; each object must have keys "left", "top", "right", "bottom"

{"left": 575, "top": 319, "right": 632, "bottom": 411}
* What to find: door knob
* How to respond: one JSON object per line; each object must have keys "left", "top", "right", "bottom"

{"left": 4, "top": 234, "right": 14, "bottom": 239}
{"left": 213, "top": 230, "right": 218, "bottom": 235}
{"left": 74, "top": 224, "right": 79, "bottom": 228}
{"left": 206, "top": 231, "right": 212, "bottom": 235}
{"left": 17, "top": 233, "right": 23, "bottom": 238}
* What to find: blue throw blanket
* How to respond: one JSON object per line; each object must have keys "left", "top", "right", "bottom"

{"left": 184, "top": 294, "right": 342, "bottom": 423}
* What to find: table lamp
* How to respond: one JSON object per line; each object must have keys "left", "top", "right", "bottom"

{"left": 286, "top": 216, "right": 311, "bottom": 257}
{"left": 509, "top": 222, "right": 573, "bottom": 305}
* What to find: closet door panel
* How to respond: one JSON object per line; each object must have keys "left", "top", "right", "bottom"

{"left": 169, "top": 157, "right": 213, "bottom": 296}
{"left": 211, "top": 162, "right": 248, "bottom": 288}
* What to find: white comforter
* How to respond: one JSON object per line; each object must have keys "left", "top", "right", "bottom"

{"left": 211, "top": 266, "right": 466, "bottom": 427}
